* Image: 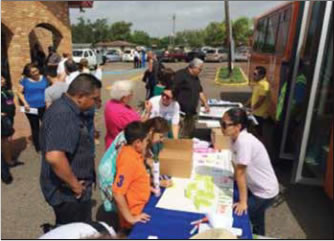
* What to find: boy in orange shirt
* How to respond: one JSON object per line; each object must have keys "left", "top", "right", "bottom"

{"left": 112, "top": 121, "right": 151, "bottom": 230}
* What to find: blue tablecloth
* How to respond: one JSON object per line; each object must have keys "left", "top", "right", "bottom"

{"left": 129, "top": 184, "right": 253, "bottom": 239}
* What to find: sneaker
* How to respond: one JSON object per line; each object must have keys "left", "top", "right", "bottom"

{"left": 40, "top": 223, "right": 55, "bottom": 234}
{"left": 1, "top": 173, "right": 13, "bottom": 184}
{"left": 8, "top": 160, "right": 24, "bottom": 168}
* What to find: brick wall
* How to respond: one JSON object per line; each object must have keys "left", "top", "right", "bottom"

{"left": 1, "top": 1, "right": 72, "bottom": 89}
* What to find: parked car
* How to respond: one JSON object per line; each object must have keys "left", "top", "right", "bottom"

{"left": 165, "top": 50, "right": 187, "bottom": 62}
{"left": 153, "top": 49, "right": 168, "bottom": 62}
{"left": 201, "top": 46, "right": 214, "bottom": 54}
{"left": 205, "top": 48, "right": 228, "bottom": 62}
{"left": 122, "top": 49, "right": 135, "bottom": 62}
{"left": 235, "top": 47, "right": 250, "bottom": 62}
{"left": 72, "top": 48, "right": 97, "bottom": 69}
{"left": 105, "top": 49, "right": 122, "bottom": 62}
{"left": 186, "top": 49, "right": 206, "bottom": 62}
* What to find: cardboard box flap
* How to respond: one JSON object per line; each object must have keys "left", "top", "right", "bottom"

{"left": 159, "top": 139, "right": 193, "bottom": 178}
{"left": 211, "top": 128, "right": 232, "bottom": 150}
{"left": 160, "top": 148, "right": 192, "bottom": 160}
{"left": 162, "top": 139, "right": 193, "bottom": 150}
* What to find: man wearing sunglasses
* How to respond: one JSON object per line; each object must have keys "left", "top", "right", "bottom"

{"left": 245, "top": 66, "right": 270, "bottom": 137}
{"left": 145, "top": 88, "right": 180, "bottom": 139}
{"left": 173, "top": 58, "right": 210, "bottom": 138}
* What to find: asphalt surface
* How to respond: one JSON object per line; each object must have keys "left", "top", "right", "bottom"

{"left": 1, "top": 62, "right": 333, "bottom": 239}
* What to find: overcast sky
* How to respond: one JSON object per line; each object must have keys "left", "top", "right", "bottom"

{"left": 70, "top": 1, "right": 285, "bottom": 38}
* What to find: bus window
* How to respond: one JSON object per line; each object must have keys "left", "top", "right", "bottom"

{"left": 303, "top": 2, "right": 326, "bottom": 60}
{"left": 276, "top": 7, "right": 292, "bottom": 55}
{"left": 253, "top": 18, "right": 267, "bottom": 52}
{"left": 263, "top": 14, "right": 279, "bottom": 53}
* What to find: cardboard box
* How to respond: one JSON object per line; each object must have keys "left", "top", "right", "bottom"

{"left": 159, "top": 139, "right": 193, "bottom": 178}
{"left": 211, "top": 128, "right": 232, "bottom": 150}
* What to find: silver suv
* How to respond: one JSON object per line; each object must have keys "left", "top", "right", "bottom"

{"left": 205, "top": 48, "right": 228, "bottom": 62}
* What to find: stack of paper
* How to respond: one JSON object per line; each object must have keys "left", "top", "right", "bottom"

{"left": 208, "top": 99, "right": 243, "bottom": 107}
{"left": 156, "top": 151, "right": 234, "bottom": 218}
{"left": 199, "top": 106, "right": 231, "bottom": 119}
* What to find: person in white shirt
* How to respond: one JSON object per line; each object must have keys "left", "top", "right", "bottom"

{"left": 146, "top": 88, "right": 180, "bottom": 139}
{"left": 64, "top": 59, "right": 80, "bottom": 85}
{"left": 39, "top": 221, "right": 116, "bottom": 239}
{"left": 221, "top": 107, "right": 279, "bottom": 236}
{"left": 45, "top": 69, "right": 68, "bottom": 108}
{"left": 134, "top": 50, "right": 140, "bottom": 69}
{"left": 56, "top": 53, "right": 69, "bottom": 77}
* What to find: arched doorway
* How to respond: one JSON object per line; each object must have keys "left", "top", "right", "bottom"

{"left": 28, "top": 23, "right": 63, "bottom": 73}
{"left": 1, "top": 23, "right": 13, "bottom": 87}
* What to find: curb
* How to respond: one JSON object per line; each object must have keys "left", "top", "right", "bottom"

{"left": 214, "top": 66, "right": 249, "bottom": 87}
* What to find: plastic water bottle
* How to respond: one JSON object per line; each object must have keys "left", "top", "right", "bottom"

{"left": 153, "top": 160, "right": 161, "bottom": 197}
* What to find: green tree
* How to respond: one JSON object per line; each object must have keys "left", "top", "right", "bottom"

{"left": 72, "top": 17, "right": 94, "bottom": 43}
{"left": 132, "top": 30, "right": 151, "bottom": 46}
{"left": 157, "top": 36, "right": 170, "bottom": 49}
{"left": 185, "top": 30, "right": 206, "bottom": 48}
{"left": 91, "top": 18, "right": 112, "bottom": 44}
{"left": 150, "top": 37, "right": 160, "bottom": 49}
{"left": 109, "top": 21, "right": 132, "bottom": 41}
{"left": 232, "top": 17, "right": 253, "bottom": 46}
{"left": 174, "top": 30, "right": 205, "bottom": 48}
{"left": 174, "top": 32, "right": 186, "bottom": 46}
{"left": 72, "top": 17, "right": 112, "bottom": 44}
{"left": 204, "top": 21, "right": 226, "bottom": 47}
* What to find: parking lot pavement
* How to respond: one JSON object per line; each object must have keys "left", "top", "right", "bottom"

{"left": 1, "top": 62, "right": 332, "bottom": 239}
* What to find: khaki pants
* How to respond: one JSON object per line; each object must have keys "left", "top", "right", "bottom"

{"left": 180, "top": 114, "right": 197, "bottom": 138}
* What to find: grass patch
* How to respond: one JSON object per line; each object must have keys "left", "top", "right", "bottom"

{"left": 217, "top": 66, "right": 246, "bottom": 84}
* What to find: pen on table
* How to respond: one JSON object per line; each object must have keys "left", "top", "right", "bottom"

{"left": 189, "top": 224, "right": 199, "bottom": 235}
{"left": 190, "top": 216, "right": 208, "bottom": 225}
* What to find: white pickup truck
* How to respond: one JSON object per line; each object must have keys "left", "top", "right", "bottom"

{"left": 72, "top": 48, "right": 97, "bottom": 69}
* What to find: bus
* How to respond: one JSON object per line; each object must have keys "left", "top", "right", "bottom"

{"left": 249, "top": 1, "right": 333, "bottom": 195}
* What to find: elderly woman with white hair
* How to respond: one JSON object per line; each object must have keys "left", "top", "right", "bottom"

{"left": 104, "top": 80, "right": 150, "bottom": 149}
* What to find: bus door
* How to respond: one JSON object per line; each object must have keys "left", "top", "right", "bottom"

{"left": 281, "top": 1, "right": 333, "bottom": 185}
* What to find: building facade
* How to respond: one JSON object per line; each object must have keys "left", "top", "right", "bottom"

{"left": 1, "top": 1, "right": 92, "bottom": 88}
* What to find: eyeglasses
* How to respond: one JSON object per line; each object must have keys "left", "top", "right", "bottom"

{"left": 90, "top": 95, "right": 101, "bottom": 103}
{"left": 220, "top": 121, "right": 235, "bottom": 129}
{"left": 162, "top": 93, "right": 172, "bottom": 100}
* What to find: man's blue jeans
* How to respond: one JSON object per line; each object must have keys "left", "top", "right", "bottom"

{"left": 248, "top": 191, "right": 275, "bottom": 235}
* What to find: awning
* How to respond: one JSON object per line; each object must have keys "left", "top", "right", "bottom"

{"left": 68, "top": 1, "right": 94, "bottom": 8}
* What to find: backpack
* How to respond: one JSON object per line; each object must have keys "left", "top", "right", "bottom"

{"left": 97, "top": 132, "right": 126, "bottom": 212}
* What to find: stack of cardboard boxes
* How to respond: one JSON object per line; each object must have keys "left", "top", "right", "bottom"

{"left": 159, "top": 129, "right": 232, "bottom": 178}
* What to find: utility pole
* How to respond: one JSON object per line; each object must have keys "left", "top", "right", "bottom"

{"left": 224, "top": 0, "right": 233, "bottom": 76}
{"left": 172, "top": 14, "right": 176, "bottom": 48}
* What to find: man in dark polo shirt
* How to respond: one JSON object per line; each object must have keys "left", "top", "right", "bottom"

{"left": 173, "top": 58, "right": 210, "bottom": 138}
{"left": 40, "top": 73, "right": 102, "bottom": 225}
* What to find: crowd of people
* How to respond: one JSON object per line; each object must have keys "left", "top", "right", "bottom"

{"left": 1, "top": 45, "right": 279, "bottom": 238}
{"left": 133, "top": 48, "right": 146, "bottom": 69}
